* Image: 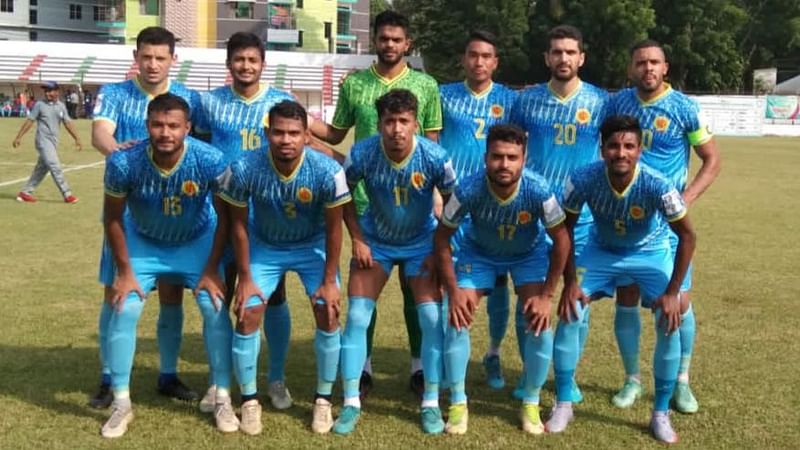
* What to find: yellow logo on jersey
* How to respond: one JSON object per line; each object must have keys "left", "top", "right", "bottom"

{"left": 297, "top": 187, "right": 313, "bottom": 203}
{"left": 410, "top": 171, "right": 426, "bottom": 190}
{"left": 575, "top": 108, "right": 591, "bottom": 124}
{"left": 654, "top": 116, "right": 670, "bottom": 132}
{"left": 181, "top": 180, "right": 199, "bottom": 197}
{"left": 517, "top": 210, "right": 532, "bottom": 225}
{"left": 490, "top": 104, "right": 504, "bottom": 118}
{"left": 629, "top": 205, "right": 645, "bottom": 219}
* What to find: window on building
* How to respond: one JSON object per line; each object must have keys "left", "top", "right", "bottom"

{"left": 30, "top": 0, "right": 36, "bottom": 5}
{"left": 337, "top": 7, "right": 351, "bottom": 35}
{"left": 296, "top": 0, "right": 303, "bottom": 9}
{"left": 324, "top": 21, "right": 332, "bottom": 39}
{"left": 29, "top": 31, "right": 37, "bottom": 41}
{"left": 139, "top": 0, "right": 158, "bottom": 16}
{"left": 232, "top": 2, "right": 253, "bottom": 19}
{"left": 298, "top": 30, "right": 303, "bottom": 48}
{"left": 1, "top": 0, "right": 14, "bottom": 13}
{"left": 93, "top": 6, "right": 101, "bottom": 21}
{"left": 29, "top": 8, "right": 36, "bottom": 24}
{"left": 69, "top": 4, "right": 82, "bottom": 20}
{"left": 336, "top": 43, "right": 352, "bottom": 54}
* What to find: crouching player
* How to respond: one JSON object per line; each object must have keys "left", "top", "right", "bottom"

{"left": 100, "top": 93, "right": 234, "bottom": 438}
{"left": 547, "top": 115, "right": 695, "bottom": 444}
{"left": 434, "top": 124, "right": 570, "bottom": 435}
{"left": 221, "top": 101, "right": 350, "bottom": 435}
{"left": 334, "top": 89, "right": 455, "bottom": 435}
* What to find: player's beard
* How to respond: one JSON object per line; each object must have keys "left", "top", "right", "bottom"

{"left": 551, "top": 66, "right": 577, "bottom": 82}
{"left": 377, "top": 50, "right": 403, "bottom": 67}
{"left": 488, "top": 170, "right": 519, "bottom": 188}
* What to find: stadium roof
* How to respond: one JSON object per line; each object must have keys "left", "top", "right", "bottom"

{"left": 774, "top": 74, "right": 800, "bottom": 95}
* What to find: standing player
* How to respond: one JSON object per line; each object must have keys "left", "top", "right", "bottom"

{"left": 334, "top": 90, "right": 455, "bottom": 435}
{"left": 90, "top": 26, "right": 203, "bottom": 408}
{"left": 434, "top": 124, "right": 570, "bottom": 435}
{"left": 509, "top": 25, "right": 608, "bottom": 400}
{"left": 193, "top": 31, "right": 296, "bottom": 413}
{"left": 606, "top": 39, "right": 721, "bottom": 413}
{"left": 12, "top": 81, "right": 82, "bottom": 204}
{"left": 438, "top": 30, "right": 519, "bottom": 389}
{"left": 309, "top": 10, "right": 442, "bottom": 397}
{"left": 221, "top": 101, "right": 350, "bottom": 435}
{"left": 100, "top": 94, "right": 235, "bottom": 438}
{"left": 548, "top": 115, "right": 696, "bottom": 444}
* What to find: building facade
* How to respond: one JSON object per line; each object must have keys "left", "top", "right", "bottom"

{"left": 0, "top": 0, "right": 110, "bottom": 43}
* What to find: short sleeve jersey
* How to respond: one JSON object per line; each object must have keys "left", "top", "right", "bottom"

{"left": 343, "top": 135, "right": 456, "bottom": 245}
{"left": 442, "top": 169, "right": 565, "bottom": 257}
{"left": 195, "top": 84, "right": 295, "bottom": 163}
{"left": 220, "top": 148, "right": 351, "bottom": 247}
{"left": 104, "top": 136, "right": 228, "bottom": 243}
{"left": 332, "top": 64, "right": 442, "bottom": 142}
{"left": 608, "top": 85, "right": 712, "bottom": 192}
{"left": 439, "top": 81, "right": 519, "bottom": 178}
{"left": 28, "top": 100, "right": 70, "bottom": 147}
{"left": 562, "top": 161, "right": 687, "bottom": 252}
{"left": 93, "top": 79, "right": 202, "bottom": 144}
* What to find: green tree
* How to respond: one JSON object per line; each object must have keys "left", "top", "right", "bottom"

{"left": 736, "top": 0, "right": 800, "bottom": 90}
{"left": 651, "top": 0, "right": 748, "bottom": 92}
{"left": 527, "top": 0, "right": 656, "bottom": 88}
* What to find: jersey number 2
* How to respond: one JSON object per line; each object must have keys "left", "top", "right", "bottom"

{"left": 473, "top": 118, "right": 486, "bottom": 139}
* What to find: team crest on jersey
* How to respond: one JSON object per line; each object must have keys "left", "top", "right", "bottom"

{"left": 297, "top": 187, "right": 313, "bottom": 203}
{"left": 654, "top": 116, "right": 670, "bottom": 132}
{"left": 410, "top": 172, "right": 426, "bottom": 190}
{"left": 575, "top": 108, "right": 591, "bottom": 124}
{"left": 490, "top": 104, "right": 504, "bottom": 118}
{"left": 517, "top": 210, "right": 532, "bottom": 225}
{"left": 181, "top": 180, "right": 199, "bottom": 196}
{"left": 629, "top": 205, "right": 645, "bottom": 219}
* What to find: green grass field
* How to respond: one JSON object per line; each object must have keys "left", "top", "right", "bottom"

{"left": 0, "top": 118, "right": 798, "bottom": 449}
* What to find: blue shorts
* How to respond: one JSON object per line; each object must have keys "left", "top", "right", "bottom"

{"left": 573, "top": 222, "right": 591, "bottom": 259}
{"left": 246, "top": 237, "right": 337, "bottom": 308}
{"left": 577, "top": 243, "right": 673, "bottom": 308}
{"left": 454, "top": 238, "right": 549, "bottom": 291}
{"left": 98, "top": 225, "right": 215, "bottom": 292}
{"left": 364, "top": 236, "right": 433, "bottom": 279}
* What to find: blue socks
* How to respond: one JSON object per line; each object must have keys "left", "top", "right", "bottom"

{"left": 578, "top": 305, "right": 591, "bottom": 358}
{"left": 196, "top": 291, "right": 233, "bottom": 390}
{"left": 417, "top": 302, "right": 443, "bottom": 403}
{"left": 487, "top": 282, "right": 510, "bottom": 349}
{"left": 108, "top": 293, "right": 146, "bottom": 391}
{"left": 98, "top": 301, "right": 113, "bottom": 384}
{"left": 514, "top": 297, "right": 527, "bottom": 361}
{"left": 614, "top": 305, "right": 641, "bottom": 377}
{"left": 678, "top": 304, "right": 696, "bottom": 377}
{"left": 523, "top": 328, "right": 553, "bottom": 404}
{"left": 444, "top": 324, "right": 470, "bottom": 404}
{"left": 314, "top": 328, "right": 341, "bottom": 396}
{"left": 341, "top": 296, "right": 375, "bottom": 400}
{"left": 157, "top": 303, "right": 183, "bottom": 378}
{"left": 233, "top": 329, "right": 261, "bottom": 396}
{"left": 553, "top": 303, "right": 587, "bottom": 402}
{"left": 264, "top": 302, "right": 292, "bottom": 383}
{"left": 653, "top": 310, "right": 680, "bottom": 411}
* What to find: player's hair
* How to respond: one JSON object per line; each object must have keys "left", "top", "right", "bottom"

{"left": 373, "top": 10, "right": 410, "bottom": 36}
{"left": 487, "top": 124, "right": 527, "bottom": 152}
{"left": 630, "top": 39, "right": 665, "bottom": 57}
{"left": 136, "top": 27, "right": 176, "bottom": 54}
{"left": 375, "top": 89, "right": 418, "bottom": 119}
{"left": 547, "top": 25, "right": 584, "bottom": 52}
{"left": 466, "top": 30, "right": 498, "bottom": 52}
{"left": 600, "top": 115, "right": 642, "bottom": 145}
{"left": 268, "top": 100, "right": 308, "bottom": 129}
{"left": 226, "top": 32, "right": 265, "bottom": 63}
{"left": 147, "top": 93, "right": 190, "bottom": 120}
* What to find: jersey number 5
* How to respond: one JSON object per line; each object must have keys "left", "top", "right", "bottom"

{"left": 240, "top": 128, "right": 262, "bottom": 151}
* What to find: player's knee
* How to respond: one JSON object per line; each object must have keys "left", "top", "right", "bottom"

{"left": 345, "top": 298, "right": 374, "bottom": 331}
{"left": 313, "top": 303, "right": 338, "bottom": 333}
{"left": 236, "top": 304, "right": 265, "bottom": 334}
{"left": 115, "top": 295, "right": 145, "bottom": 326}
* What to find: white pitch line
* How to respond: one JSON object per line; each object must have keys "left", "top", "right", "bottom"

{"left": 0, "top": 160, "right": 105, "bottom": 187}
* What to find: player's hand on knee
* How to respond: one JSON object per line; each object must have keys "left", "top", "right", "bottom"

{"left": 449, "top": 290, "right": 473, "bottom": 330}
{"left": 524, "top": 295, "right": 552, "bottom": 336}
{"left": 352, "top": 238, "right": 373, "bottom": 269}
{"left": 111, "top": 271, "right": 145, "bottom": 311}
{"left": 653, "top": 293, "right": 682, "bottom": 335}
{"left": 235, "top": 275, "right": 266, "bottom": 322}
{"left": 195, "top": 269, "right": 227, "bottom": 311}
{"left": 558, "top": 280, "right": 584, "bottom": 323}
{"left": 311, "top": 281, "right": 341, "bottom": 321}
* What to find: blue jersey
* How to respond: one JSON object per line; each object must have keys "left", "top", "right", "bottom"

{"left": 221, "top": 148, "right": 351, "bottom": 247}
{"left": 93, "top": 78, "right": 202, "bottom": 144}
{"left": 563, "top": 161, "right": 687, "bottom": 251}
{"left": 104, "top": 137, "right": 227, "bottom": 244}
{"left": 442, "top": 169, "right": 565, "bottom": 257}
{"left": 439, "top": 81, "right": 518, "bottom": 178}
{"left": 195, "top": 84, "right": 295, "bottom": 163}
{"left": 344, "top": 135, "right": 456, "bottom": 245}
{"left": 608, "top": 85, "right": 712, "bottom": 192}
